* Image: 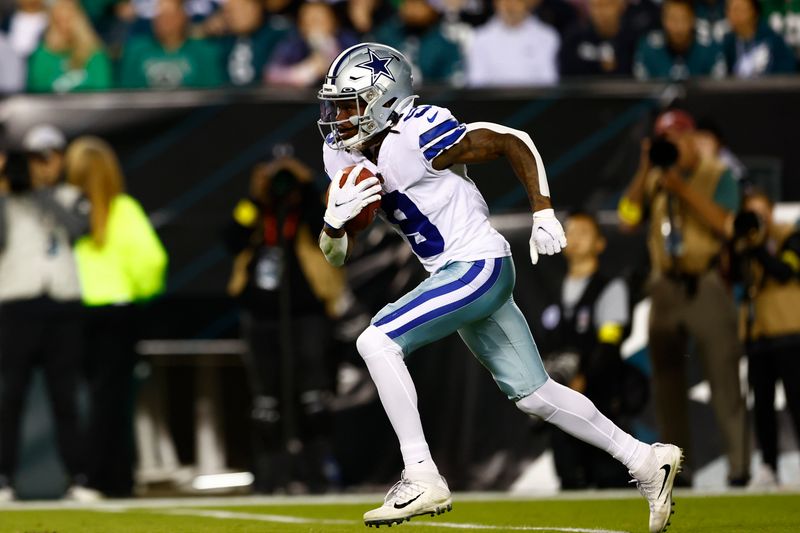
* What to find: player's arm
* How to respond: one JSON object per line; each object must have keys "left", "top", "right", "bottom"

{"left": 432, "top": 123, "right": 552, "bottom": 212}
{"left": 431, "top": 122, "right": 566, "bottom": 264}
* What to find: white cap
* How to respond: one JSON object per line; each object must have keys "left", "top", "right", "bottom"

{"left": 22, "top": 124, "right": 66, "bottom": 154}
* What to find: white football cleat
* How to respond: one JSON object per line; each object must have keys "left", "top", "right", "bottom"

{"left": 364, "top": 471, "right": 452, "bottom": 527}
{"left": 0, "top": 486, "right": 16, "bottom": 503}
{"left": 633, "top": 443, "right": 683, "bottom": 533}
{"left": 63, "top": 485, "right": 104, "bottom": 503}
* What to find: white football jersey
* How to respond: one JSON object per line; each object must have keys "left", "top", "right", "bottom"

{"left": 323, "top": 104, "right": 511, "bottom": 273}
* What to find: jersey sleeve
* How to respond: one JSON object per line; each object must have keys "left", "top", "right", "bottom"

{"left": 403, "top": 105, "right": 467, "bottom": 165}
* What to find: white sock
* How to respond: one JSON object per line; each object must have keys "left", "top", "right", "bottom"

{"left": 516, "top": 378, "right": 657, "bottom": 480}
{"left": 357, "top": 326, "right": 439, "bottom": 476}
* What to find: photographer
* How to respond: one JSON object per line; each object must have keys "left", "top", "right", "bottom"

{"left": 224, "top": 154, "right": 344, "bottom": 493}
{"left": 0, "top": 125, "right": 99, "bottom": 501}
{"left": 733, "top": 190, "right": 800, "bottom": 488}
{"left": 618, "top": 109, "right": 749, "bottom": 486}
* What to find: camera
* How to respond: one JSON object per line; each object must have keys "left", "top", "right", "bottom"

{"left": 268, "top": 168, "right": 301, "bottom": 200}
{"left": 648, "top": 136, "right": 679, "bottom": 168}
{"left": 2, "top": 152, "right": 32, "bottom": 192}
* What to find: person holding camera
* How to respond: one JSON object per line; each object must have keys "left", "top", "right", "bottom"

{"left": 0, "top": 124, "right": 99, "bottom": 501}
{"left": 733, "top": 190, "right": 800, "bottom": 487}
{"left": 618, "top": 109, "right": 749, "bottom": 486}
{"left": 224, "top": 154, "right": 344, "bottom": 493}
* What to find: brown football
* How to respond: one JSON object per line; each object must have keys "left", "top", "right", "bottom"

{"left": 326, "top": 165, "right": 381, "bottom": 232}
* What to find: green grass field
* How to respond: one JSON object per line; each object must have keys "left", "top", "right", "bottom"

{"left": 1, "top": 492, "right": 799, "bottom": 533}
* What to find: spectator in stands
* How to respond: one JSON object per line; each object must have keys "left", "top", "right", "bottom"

{"left": 373, "top": 0, "right": 463, "bottom": 84}
{"left": 3, "top": 0, "right": 48, "bottom": 60}
{"left": 762, "top": 0, "right": 800, "bottom": 58}
{"left": 634, "top": 0, "right": 726, "bottom": 79}
{"left": 540, "top": 212, "right": 645, "bottom": 489}
{"left": 466, "top": 0, "right": 560, "bottom": 86}
{"left": 218, "top": 0, "right": 289, "bottom": 86}
{"left": 0, "top": 125, "right": 100, "bottom": 502}
{"left": 618, "top": 110, "right": 750, "bottom": 486}
{"left": 26, "top": 0, "right": 112, "bottom": 93}
{"left": 0, "top": 28, "right": 24, "bottom": 93}
{"left": 695, "top": 0, "right": 729, "bottom": 44}
{"left": 345, "top": 0, "right": 393, "bottom": 36}
{"left": 224, "top": 154, "right": 343, "bottom": 493}
{"left": 559, "top": 0, "right": 638, "bottom": 76}
{"left": 65, "top": 136, "right": 167, "bottom": 497}
{"left": 624, "top": 0, "right": 661, "bottom": 35}
{"left": 264, "top": 1, "right": 357, "bottom": 87}
{"left": 732, "top": 189, "right": 800, "bottom": 488}
{"left": 119, "top": 0, "right": 224, "bottom": 88}
{"left": 723, "top": 0, "right": 796, "bottom": 76}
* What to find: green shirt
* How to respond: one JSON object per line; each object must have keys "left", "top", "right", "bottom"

{"left": 372, "top": 19, "right": 462, "bottom": 83}
{"left": 713, "top": 169, "right": 740, "bottom": 212}
{"left": 26, "top": 45, "right": 112, "bottom": 93}
{"left": 74, "top": 194, "right": 168, "bottom": 306}
{"left": 762, "top": 0, "right": 800, "bottom": 54}
{"left": 634, "top": 31, "right": 727, "bottom": 80}
{"left": 119, "top": 35, "right": 224, "bottom": 89}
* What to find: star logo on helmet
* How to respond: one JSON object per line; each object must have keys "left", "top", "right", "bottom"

{"left": 356, "top": 49, "right": 396, "bottom": 85}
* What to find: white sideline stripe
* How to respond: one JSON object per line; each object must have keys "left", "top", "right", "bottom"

{"left": 162, "top": 508, "right": 351, "bottom": 525}
{"left": 376, "top": 260, "right": 495, "bottom": 333}
{"left": 157, "top": 508, "right": 630, "bottom": 533}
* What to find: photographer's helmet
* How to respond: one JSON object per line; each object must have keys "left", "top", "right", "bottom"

{"left": 317, "top": 43, "right": 417, "bottom": 151}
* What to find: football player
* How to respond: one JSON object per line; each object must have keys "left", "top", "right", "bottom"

{"left": 317, "top": 43, "right": 682, "bottom": 533}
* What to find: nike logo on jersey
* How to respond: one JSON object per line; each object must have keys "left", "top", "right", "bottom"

{"left": 393, "top": 493, "right": 423, "bottom": 509}
{"left": 427, "top": 111, "right": 439, "bottom": 123}
{"left": 657, "top": 464, "right": 671, "bottom": 499}
{"left": 349, "top": 75, "right": 365, "bottom": 80}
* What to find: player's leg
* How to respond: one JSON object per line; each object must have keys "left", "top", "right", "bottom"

{"left": 459, "top": 294, "right": 681, "bottom": 533}
{"left": 357, "top": 257, "right": 509, "bottom": 526}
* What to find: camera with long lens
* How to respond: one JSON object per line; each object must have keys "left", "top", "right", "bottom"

{"left": 2, "top": 152, "right": 32, "bottom": 192}
{"left": 648, "top": 136, "right": 679, "bottom": 169}
{"left": 268, "top": 168, "right": 301, "bottom": 200}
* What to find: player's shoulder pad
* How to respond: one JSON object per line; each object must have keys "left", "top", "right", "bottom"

{"left": 322, "top": 141, "right": 360, "bottom": 182}
{"left": 397, "top": 104, "right": 467, "bottom": 163}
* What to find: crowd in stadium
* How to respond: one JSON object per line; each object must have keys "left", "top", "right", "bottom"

{"left": 0, "top": 0, "right": 798, "bottom": 94}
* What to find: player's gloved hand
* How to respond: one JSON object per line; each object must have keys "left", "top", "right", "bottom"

{"left": 530, "top": 208, "right": 567, "bottom": 265}
{"left": 324, "top": 164, "right": 382, "bottom": 230}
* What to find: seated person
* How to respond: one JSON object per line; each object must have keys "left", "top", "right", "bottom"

{"left": 466, "top": 0, "right": 559, "bottom": 86}
{"left": 722, "top": 0, "right": 796, "bottom": 77}
{"left": 118, "top": 0, "right": 224, "bottom": 88}
{"left": 26, "top": 0, "right": 112, "bottom": 92}
{"left": 634, "top": 0, "right": 726, "bottom": 80}
{"left": 264, "top": 1, "right": 358, "bottom": 87}
{"left": 559, "top": 0, "right": 638, "bottom": 77}
{"left": 373, "top": 0, "right": 463, "bottom": 85}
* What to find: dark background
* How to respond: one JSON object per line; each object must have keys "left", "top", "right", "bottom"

{"left": 1, "top": 78, "right": 796, "bottom": 496}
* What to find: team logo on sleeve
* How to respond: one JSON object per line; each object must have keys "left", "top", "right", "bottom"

{"left": 356, "top": 49, "right": 396, "bottom": 85}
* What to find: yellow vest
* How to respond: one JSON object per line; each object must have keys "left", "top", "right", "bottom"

{"left": 740, "top": 224, "right": 800, "bottom": 341}
{"left": 646, "top": 157, "right": 727, "bottom": 276}
{"left": 74, "top": 194, "right": 168, "bottom": 306}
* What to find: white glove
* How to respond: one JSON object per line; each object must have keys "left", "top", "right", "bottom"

{"left": 530, "top": 208, "right": 567, "bottom": 265}
{"left": 324, "top": 164, "right": 382, "bottom": 229}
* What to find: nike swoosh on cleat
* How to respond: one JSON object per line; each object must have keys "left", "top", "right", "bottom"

{"left": 393, "top": 493, "right": 423, "bottom": 509}
{"left": 427, "top": 112, "right": 439, "bottom": 123}
{"left": 657, "top": 464, "right": 671, "bottom": 499}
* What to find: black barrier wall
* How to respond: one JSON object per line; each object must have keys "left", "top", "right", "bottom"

{"left": 1, "top": 80, "right": 797, "bottom": 493}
